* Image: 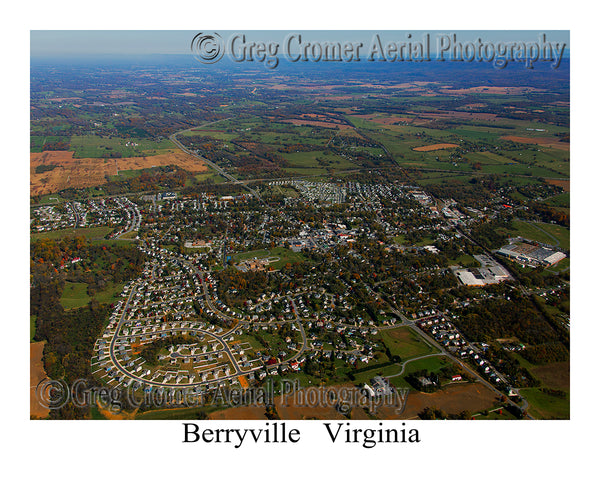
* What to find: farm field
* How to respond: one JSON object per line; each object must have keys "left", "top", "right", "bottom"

{"left": 501, "top": 135, "right": 569, "bottom": 151}
{"left": 70, "top": 135, "right": 174, "bottom": 158}
{"left": 281, "top": 151, "right": 356, "bottom": 172}
{"left": 30, "top": 150, "right": 207, "bottom": 196}
{"left": 530, "top": 361, "right": 570, "bottom": 391}
{"left": 30, "top": 341, "right": 50, "bottom": 419}
{"left": 384, "top": 381, "right": 499, "bottom": 419}
{"left": 544, "top": 192, "right": 570, "bottom": 208}
{"left": 413, "top": 143, "right": 459, "bottom": 152}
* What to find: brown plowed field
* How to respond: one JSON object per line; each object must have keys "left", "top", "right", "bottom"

{"left": 501, "top": 136, "right": 570, "bottom": 151}
{"left": 546, "top": 178, "right": 570, "bottom": 192}
{"left": 30, "top": 150, "right": 207, "bottom": 196}
{"left": 389, "top": 382, "right": 499, "bottom": 419}
{"left": 281, "top": 119, "right": 354, "bottom": 130}
{"left": 354, "top": 114, "right": 415, "bottom": 125}
{"left": 441, "top": 86, "right": 543, "bottom": 95}
{"left": 30, "top": 341, "right": 50, "bottom": 419}
{"left": 209, "top": 405, "right": 270, "bottom": 420}
{"left": 207, "top": 381, "right": 498, "bottom": 420}
{"left": 413, "top": 143, "right": 459, "bottom": 152}
{"left": 531, "top": 361, "right": 570, "bottom": 391}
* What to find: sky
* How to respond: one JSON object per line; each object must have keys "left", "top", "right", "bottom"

{"left": 30, "top": 30, "right": 570, "bottom": 57}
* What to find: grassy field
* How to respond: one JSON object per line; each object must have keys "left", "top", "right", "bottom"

{"left": 118, "top": 230, "right": 139, "bottom": 240}
{"left": 510, "top": 352, "right": 569, "bottom": 419}
{"left": 60, "top": 281, "right": 125, "bottom": 310}
{"left": 346, "top": 113, "right": 569, "bottom": 179}
{"left": 233, "top": 247, "right": 307, "bottom": 269}
{"left": 30, "top": 135, "right": 70, "bottom": 153}
{"left": 94, "top": 282, "right": 127, "bottom": 304}
{"left": 60, "top": 282, "right": 90, "bottom": 310}
{"left": 30, "top": 315, "right": 37, "bottom": 342}
{"left": 503, "top": 220, "right": 570, "bottom": 250}
{"left": 272, "top": 185, "right": 300, "bottom": 198}
{"left": 543, "top": 192, "right": 570, "bottom": 208}
{"left": 135, "top": 405, "right": 224, "bottom": 420}
{"left": 546, "top": 257, "right": 570, "bottom": 272}
{"left": 447, "top": 253, "right": 480, "bottom": 267}
{"left": 233, "top": 249, "right": 270, "bottom": 261}
{"left": 351, "top": 363, "right": 404, "bottom": 385}
{"left": 519, "top": 387, "right": 570, "bottom": 419}
{"left": 387, "top": 355, "right": 451, "bottom": 389}
{"left": 70, "top": 135, "right": 173, "bottom": 158}
{"left": 31, "top": 226, "right": 113, "bottom": 241}
{"left": 377, "top": 326, "right": 438, "bottom": 360}
{"left": 393, "top": 234, "right": 436, "bottom": 247}
{"left": 194, "top": 172, "right": 226, "bottom": 184}
{"left": 282, "top": 151, "right": 356, "bottom": 170}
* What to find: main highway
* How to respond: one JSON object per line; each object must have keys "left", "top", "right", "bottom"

{"left": 169, "top": 122, "right": 264, "bottom": 203}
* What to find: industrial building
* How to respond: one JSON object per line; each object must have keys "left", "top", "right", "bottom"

{"left": 497, "top": 242, "right": 566, "bottom": 266}
{"left": 454, "top": 254, "right": 511, "bottom": 286}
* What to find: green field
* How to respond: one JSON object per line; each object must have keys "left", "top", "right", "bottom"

{"left": 345, "top": 113, "right": 569, "bottom": 180}
{"left": 377, "top": 326, "right": 438, "bottom": 360}
{"left": 118, "top": 230, "right": 139, "bottom": 240}
{"left": 387, "top": 355, "right": 451, "bottom": 389}
{"left": 543, "top": 192, "right": 570, "bottom": 208}
{"left": 60, "top": 281, "right": 125, "bottom": 310}
{"left": 233, "top": 249, "right": 271, "bottom": 261}
{"left": 519, "top": 387, "right": 570, "bottom": 419}
{"left": 233, "top": 247, "right": 307, "bottom": 270}
{"left": 30, "top": 135, "right": 70, "bottom": 153}
{"left": 351, "top": 363, "right": 404, "bottom": 385}
{"left": 392, "top": 234, "right": 436, "bottom": 247}
{"left": 194, "top": 172, "right": 226, "bottom": 184}
{"left": 448, "top": 254, "right": 480, "bottom": 267}
{"left": 60, "top": 282, "right": 90, "bottom": 310}
{"left": 31, "top": 226, "right": 113, "bottom": 241}
{"left": 30, "top": 315, "right": 37, "bottom": 341}
{"left": 547, "top": 257, "right": 570, "bottom": 272}
{"left": 70, "top": 135, "right": 173, "bottom": 158}
{"left": 503, "top": 220, "right": 570, "bottom": 250}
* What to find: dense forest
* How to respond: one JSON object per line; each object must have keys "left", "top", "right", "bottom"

{"left": 31, "top": 237, "right": 147, "bottom": 419}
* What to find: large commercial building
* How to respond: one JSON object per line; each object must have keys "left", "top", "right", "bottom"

{"left": 497, "top": 242, "right": 566, "bottom": 266}
{"left": 454, "top": 254, "right": 511, "bottom": 286}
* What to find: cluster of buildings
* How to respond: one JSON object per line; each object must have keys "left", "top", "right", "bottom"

{"left": 272, "top": 180, "right": 347, "bottom": 203}
{"left": 497, "top": 242, "right": 566, "bottom": 267}
{"left": 454, "top": 254, "right": 512, "bottom": 286}
{"left": 417, "top": 315, "right": 509, "bottom": 391}
{"left": 30, "top": 197, "right": 139, "bottom": 236}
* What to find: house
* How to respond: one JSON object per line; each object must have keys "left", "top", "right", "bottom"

{"left": 418, "top": 377, "right": 434, "bottom": 387}
{"left": 364, "top": 376, "right": 393, "bottom": 397}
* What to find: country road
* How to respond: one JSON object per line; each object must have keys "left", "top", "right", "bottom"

{"left": 169, "top": 121, "right": 264, "bottom": 203}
